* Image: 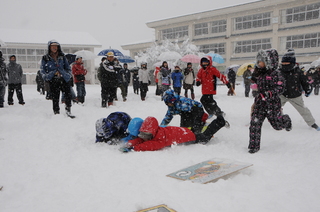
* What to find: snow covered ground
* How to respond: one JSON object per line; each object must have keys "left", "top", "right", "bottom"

{"left": 0, "top": 84, "right": 319, "bottom": 212}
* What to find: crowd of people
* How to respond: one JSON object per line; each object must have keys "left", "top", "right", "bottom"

{"left": 1, "top": 40, "right": 320, "bottom": 154}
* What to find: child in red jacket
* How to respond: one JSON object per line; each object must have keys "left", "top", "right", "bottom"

{"left": 196, "top": 56, "right": 233, "bottom": 117}
{"left": 121, "top": 115, "right": 227, "bottom": 152}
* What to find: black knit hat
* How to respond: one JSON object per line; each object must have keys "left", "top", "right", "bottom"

{"left": 282, "top": 49, "right": 296, "bottom": 64}
{"left": 187, "top": 62, "right": 192, "bottom": 66}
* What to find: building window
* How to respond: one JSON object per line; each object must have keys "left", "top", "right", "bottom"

{"left": 234, "top": 38, "right": 272, "bottom": 53}
{"left": 198, "top": 43, "right": 225, "bottom": 54}
{"left": 234, "top": 12, "right": 271, "bottom": 30}
{"left": 194, "top": 23, "right": 208, "bottom": 36}
{"left": 284, "top": 3, "right": 320, "bottom": 23}
{"left": 162, "top": 26, "right": 188, "bottom": 39}
{"left": 211, "top": 20, "right": 227, "bottom": 33}
{"left": 285, "top": 33, "right": 320, "bottom": 49}
{"left": 3, "top": 48, "right": 47, "bottom": 69}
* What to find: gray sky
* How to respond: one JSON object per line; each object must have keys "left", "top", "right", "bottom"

{"left": 0, "top": 0, "right": 256, "bottom": 54}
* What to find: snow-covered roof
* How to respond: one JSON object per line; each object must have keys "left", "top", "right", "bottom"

{"left": 0, "top": 28, "right": 102, "bottom": 47}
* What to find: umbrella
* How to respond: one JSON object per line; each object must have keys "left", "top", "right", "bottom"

{"left": 225, "top": 64, "right": 240, "bottom": 75}
{"left": 180, "top": 54, "right": 201, "bottom": 63}
{"left": 300, "top": 64, "right": 311, "bottom": 72}
{"left": 74, "top": 50, "right": 97, "bottom": 60}
{"left": 237, "top": 62, "right": 255, "bottom": 76}
{"left": 117, "top": 55, "right": 135, "bottom": 63}
{"left": 205, "top": 52, "right": 225, "bottom": 64}
{"left": 157, "top": 51, "right": 182, "bottom": 61}
{"left": 65, "top": 54, "right": 77, "bottom": 65}
{"left": 310, "top": 58, "right": 320, "bottom": 68}
{"left": 0, "top": 39, "right": 6, "bottom": 47}
{"left": 98, "top": 48, "right": 124, "bottom": 57}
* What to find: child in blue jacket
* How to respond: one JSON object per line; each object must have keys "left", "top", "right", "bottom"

{"left": 171, "top": 66, "right": 183, "bottom": 95}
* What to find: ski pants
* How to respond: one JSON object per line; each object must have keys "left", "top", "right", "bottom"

{"left": 49, "top": 77, "right": 71, "bottom": 112}
{"left": 180, "top": 106, "right": 207, "bottom": 134}
{"left": 280, "top": 95, "right": 315, "bottom": 127}
{"left": 249, "top": 98, "right": 291, "bottom": 150}
{"left": 75, "top": 81, "right": 86, "bottom": 98}
{"left": 101, "top": 84, "right": 116, "bottom": 104}
{"left": 200, "top": 94, "right": 222, "bottom": 116}
{"left": 244, "top": 84, "right": 250, "bottom": 97}
{"left": 8, "top": 83, "right": 24, "bottom": 104}
{"left": 140, "top": 83, "right": 148, "bottom": 99}
{"left": 120, "top": 84, "right": 128, "bottom": 99}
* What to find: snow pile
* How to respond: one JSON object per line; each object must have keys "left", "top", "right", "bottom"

{"left": 0, "top": 84, "right": 320, "bottom": 212}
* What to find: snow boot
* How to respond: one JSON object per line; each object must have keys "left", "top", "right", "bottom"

{"left": 311, "top": 123, "right": 320, "bottom": 131}
{"left": 101, "top": 100, "right": 106, "bottom": 108}
{"left": 184, "top": 93, "right": 188, "bottom": 98}
{"left": 248, "top": 142, "right": 260, "bottom": 154}
{"left": 65, "top": 107, "right": 75, "bottom": 118}
{"left": 107, "top": 102, "right": 113, "bottom": 106}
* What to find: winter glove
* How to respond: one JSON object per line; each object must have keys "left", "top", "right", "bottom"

{"left": 305, "top": 92, "right": 311, "bottom": 97}
{"left": 148, "top": 80, "right": 151, "bottom": 85}
{"left": 196, "top": 81, "right": 201, "bottom": 86}
{"left": 160, "top": 125, "right": 167, "bottom": 128}
{"left": 119, "top": 146, "right": 133, "bottom": 153}
{"left": 226, "top": 82, "right": 231, "bottom": 89}
{"left": 247, "top": 76, "right": 252, "bottom": 79}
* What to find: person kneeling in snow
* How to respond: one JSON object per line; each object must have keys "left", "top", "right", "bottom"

{"left": 120, "top": 115, "right": 228, "bottom": 152}
{"left": 161, "top": 89, "right": 211, "bottom": 134}
{"left": 95, "top": 112, "right": 131, "bottom": 144}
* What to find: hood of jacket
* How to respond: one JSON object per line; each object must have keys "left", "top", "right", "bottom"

{"left": 139, "top": 116, "right": 159, "bottom": 137}
{"left": 256, "top": 48, "right": 279, "bottom": 70}
{"left": 47, "top": 40, "right": 64, "bottom": 56}
{"left": 200, "top": 55, "right": 213, "bottom": 70}
{"left": 128, "top": 117, "right": 144, "bottom": 137}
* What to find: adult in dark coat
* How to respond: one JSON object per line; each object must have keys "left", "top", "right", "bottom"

{"left": 36, "top": 70, "right": 45, "bottom": 95}
{"left": 118, "top": 63, "right": 131, "bottom": 101}
{"left": 0, "top": 51, "right": 7, "bottom": 108}
{"left": 227, "top": 68, "right": 236, "bottom": 96}
{"left": 97, "top": 52, "right": 121, "bottom": 107}
{"left": 7, "top": 55, "right": 25, "bottom": 105}
{"left": 279, "top": 49, "right": 320, "bottom": 131}
{"left": 243, "top": 65, "right": 253, "bottom": 97}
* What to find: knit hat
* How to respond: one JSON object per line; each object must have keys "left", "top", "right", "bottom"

{"left": 281, "top": 49, "right": 296, "bottom": 64}
{"left": 187, "top": 62, "right": 192, "bottom": 66}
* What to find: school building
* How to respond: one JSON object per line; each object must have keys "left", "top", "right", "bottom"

{"left": 0, "top": 28, "right": 102, "bottom": 84}
{"left": 122, "top": 0, "right": 320, "bottom": 69}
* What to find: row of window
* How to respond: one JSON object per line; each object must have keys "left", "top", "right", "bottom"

{"left": 285, "top": 32, "right": 320, "bottom": 49}
{"left": 283, "top": 3, "right": 320, "bottom": 23}
{"left": 161, "top": 3, "right": 320, "bottom": 39}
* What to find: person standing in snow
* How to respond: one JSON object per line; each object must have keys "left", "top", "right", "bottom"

{"left": 138, "top": 62, "right": 150, "bottom": 101}
{"left": 243, "top": 65, "right": 253, "bottom": 97}
{"left": 279, "top": 49, "right": 320, "bottom": 131}
{"left": 131, "top": 67, "right": 140, "bottom": 95}
{"left": 40, "top": 40, "right": 74, "bottom": 117}
{"left": 306, "top": 66, "right": 320, "bottom": 95}
{"left": 227, "top": 68, "right": 236, "bottom": 96}
{"left": 183, "top": 62, "right": 196, "bottom": 99}
{"left": 0, "top": 51, "right": 8, "bottom": 108}
{"left": 154, "top": 67, "right": 161, "bottom": 96}
{"left": 159, "top": 61, "right": 171, "bottom": 93}
{"left": 120, "top": 115, "right": 227, "bottom": 152}
{"left": 97, "top": 52, "right": 121, "bottom": 107}
{"left": 7, "top": 55, "right": 25, "bottom": 105}
{"left": 171, "top": 66, "right": 183, "bottom": 96}
{"left": 72, "top": 56, "right": 87, "bottom": 104}
{"left": 196, "top": 55, "right": 232, "bottom": 118}
{"left": 95, "top": 111, "right": 131, "bottom": 144}
{"left": 248, "top": 48, "right": 292, "bottom": 154}
{"left": 118, "top": 63, "right": 131, "bottom": 102}
{"left": 36, "top": 70, "right": 45, "bottom": 95}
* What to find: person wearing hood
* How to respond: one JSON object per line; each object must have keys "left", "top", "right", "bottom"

{"left": 159, "top": 61, "right": 171, "bottom": 94}
{"left": 95, "top": 112, "right": 131, "bottom": 144}
{"left": 248, "top": 49, "right": 292, "bottom": 154}
{"left": 7, "top": 55, "right": 25, "bottom": 105}
{"left": 0, "top": 51, "right": 8, "bottom": 108}
{"left": 40, "top": 40, "right": 74, "bottom": 117}
{"left": 138, "top": 62, "right": 151, "bottom": 101}
{"left": 196, "top": 56, "right": 232, "bottom": 117}
{"left": 183, "top": 62, "right": 196, "bottom": 99}
{"left": 120, "top": 115, "right": 226, "bottom": 152}
{"left": 227, "top": 67, "right": 236, "bottom": 96}
{"left": 72, "top": 56, "right": 87, "bottom": 104}
{"left": 171, "top": 66, "right": 183, "bottom": 96}
{"left": 279, "top": 49, "right": 320, "bottom": 131}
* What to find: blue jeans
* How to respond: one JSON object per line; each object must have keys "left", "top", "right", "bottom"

{"left": 76, "top": 81, "right": 86, "bottom": 98}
